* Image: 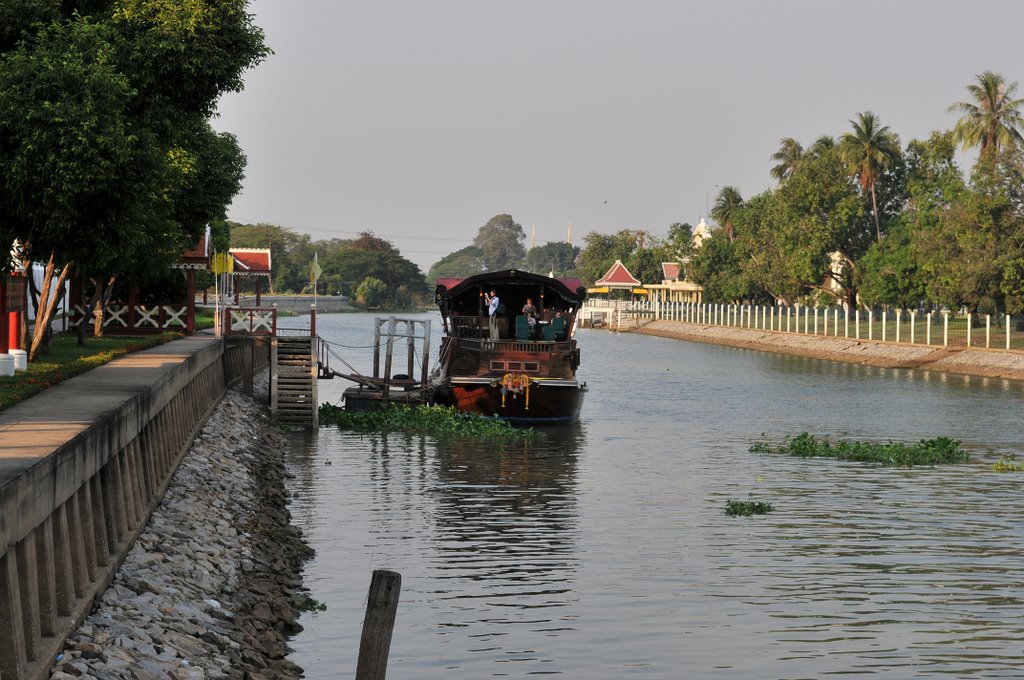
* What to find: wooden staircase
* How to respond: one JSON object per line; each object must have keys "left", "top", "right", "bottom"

{"left": 271, "top": 336, "right": 318, "bottom": 427}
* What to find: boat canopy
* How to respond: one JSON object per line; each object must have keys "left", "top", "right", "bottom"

{"left": 435, "top": 269, "right": 586, "bottom": 320}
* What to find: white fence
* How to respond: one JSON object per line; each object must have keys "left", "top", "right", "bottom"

{"left": 582, "top": 299, "right": 1023, "bottom": 351}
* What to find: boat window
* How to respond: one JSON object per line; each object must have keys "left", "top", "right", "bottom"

{"left": 489, "top": 360, "right": 505, "bottom": 371}
{"left": 524, "top": 362, "right": 540, "bottom": 372}
{"left": 507, "top": 361, "right": 522, "bottom": 371}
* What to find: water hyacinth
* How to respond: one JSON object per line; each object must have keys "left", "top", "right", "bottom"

{"left": 319, "top": 403, "right": 537, "bottom": 441}
{"left": 750, "top": 432, "right": 969, "bottom": 466}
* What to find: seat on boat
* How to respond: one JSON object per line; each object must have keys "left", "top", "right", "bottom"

{"left": 516, "top": 315, "right": 531, "bottom": 340}
{"left": 552, "top": 316, "right": 567, "bottom": 340}
{"left": 542, "top": 324, "right": 555, "bottom": 341}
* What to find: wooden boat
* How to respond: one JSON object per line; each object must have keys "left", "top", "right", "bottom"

{"left": 432, "top": 270, "right": 587, "bottom": 424}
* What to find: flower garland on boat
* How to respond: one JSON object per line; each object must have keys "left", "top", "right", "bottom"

{"left": 500, "top": 372, "right": 530, "bottom": 409}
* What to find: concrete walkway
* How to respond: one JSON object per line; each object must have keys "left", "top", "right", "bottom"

{"left": 0, "top": 336, "right": 218, "bottom": 488}
{"left": 631, "top": 320, "right": 1024, "bottom": 382}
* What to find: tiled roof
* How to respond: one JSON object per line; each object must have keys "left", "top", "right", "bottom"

{"left": 229, "top": 248, "right": 272, "bottom": 275}
{"left": 595, "top": 260, "right": 640, "bottom": 287}
{"left": 661, "top": 262, "right": 681, "bottom": 280}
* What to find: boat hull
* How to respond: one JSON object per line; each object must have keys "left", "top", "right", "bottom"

{"left": 439, "top": 379, "right": 586, "bottom": 425}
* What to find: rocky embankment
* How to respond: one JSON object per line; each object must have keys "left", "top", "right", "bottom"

{"left": 632, "top": 320, "right": 1024, "bottom": 381}
{"left": 49, "top": 379, "right": 312, "bottom": 680}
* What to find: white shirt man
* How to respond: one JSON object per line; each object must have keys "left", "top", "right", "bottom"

{"left": 484, "top": 290, "right": 500, "bottom": 341}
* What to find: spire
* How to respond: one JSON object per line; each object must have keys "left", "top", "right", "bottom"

{"left": 567, "top": 220, "right": 572, "bottom": 244}
{"left": 531, "top": 223, "right": 536, "bottom": 249}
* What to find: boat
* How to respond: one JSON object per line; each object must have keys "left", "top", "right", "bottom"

{"left": 432, "top": 269, "right": 587, "bottom": 424}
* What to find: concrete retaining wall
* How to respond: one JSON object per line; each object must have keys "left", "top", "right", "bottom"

{"left": 0, "top": 336, "right": 268, "bottom": 680}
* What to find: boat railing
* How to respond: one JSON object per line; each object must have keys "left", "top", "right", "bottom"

{"left": 455, "top": 337, "right": 573, "bottom": 352}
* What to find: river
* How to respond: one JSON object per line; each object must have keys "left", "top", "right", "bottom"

{"left": 285, "top": 312, "right": 1024, "bottom": 678}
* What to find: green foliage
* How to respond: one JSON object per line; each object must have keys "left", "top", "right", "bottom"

{"left": 354, "top": 276, "right": 387, "bottom": 307}
{"left": 992, "top": 456, "right": 1024, "bottom": 472}
{"left": 0, "top": 332, "right": 179, "bottom": 411}
{"left": 949, "top": 71, "right": 1024, "bottom": 158}
{"left": 523, "top": 241, "right": 579, "bottom": 277}
{"left": 725, "top": 499, "right": 774, "bottom": 517}
{"left": 0, "top": 0, "right": 267, "bottom": 301}
{"left": 428, "top": 245, "right": 485, "bottom": 282}
{"left": 750, "top": 432, "right": 970, "bottom": 467}
{"left": 319, "top": 403, "right": 537, "bottom": 441}
{"left": 473, "top": 214, "right": 526, "bottom": 271}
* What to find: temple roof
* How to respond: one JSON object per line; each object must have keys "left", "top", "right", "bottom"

{"left": 595, "top": 259, "right": 641, "bottom": 287}
{"left": 661, "top": 262, "right": 681, "bottom": 281}
{"left": 229, "top": 248, "right": 272, "bottom": 276}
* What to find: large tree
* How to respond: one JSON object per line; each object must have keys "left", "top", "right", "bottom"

{"left": 839, "top": 111, "right": 902, "bottom": 242}
{"left": 428, "top": 246, "right": 485, "bottom": 281}
{"left": 949, "top": 71, "right": 1024, "bottom": 160}
{"left": 473, "top": 214, "right": 526, "bottom": 271}
{"left": 523, "top": 241, "right": 579, "bottom": 277}
{"left": 1, "top": 1, "right": 268, "bottom": 348}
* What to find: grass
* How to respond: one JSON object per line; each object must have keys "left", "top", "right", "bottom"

{"left": 750, "top": 432, "right": 970, "bottom": 466}
{"left": 319, "top": 403, "right": 537, "bottom": 441}
{"left": 0, "top": 332, "right": 180, "bottom": 412}
{"left": 725, "top": 499, "right": 774, "bottom": 516}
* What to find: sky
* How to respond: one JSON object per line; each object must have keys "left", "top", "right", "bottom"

{"left": 213, "top": 0, "right": 1024, "bottom": 272}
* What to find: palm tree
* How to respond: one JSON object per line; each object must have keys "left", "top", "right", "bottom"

{"left": 770, "top": 137, "right": 804, "bottom": 185}
{"left": 711, "top": 186, "right": 744, "bottom": 241}
{"left": 808, "top": 135, "right": 835, "bottom": 157}
{"left": 948, "top": 71, "right": 1024, "bottom": 159}
{"left": 839, "top": 111, "right": 901, "bottom": 242}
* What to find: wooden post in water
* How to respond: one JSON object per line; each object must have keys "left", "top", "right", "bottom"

{"left": 356, "top": 570, "right": 402, "bottom": 680}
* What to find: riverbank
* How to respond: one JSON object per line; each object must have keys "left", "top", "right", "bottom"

{"left": 48, "top": 375, "right": 312, "bottom": 680}
{"left": 630, "top": 320, "right": 1024, "bottom": 382}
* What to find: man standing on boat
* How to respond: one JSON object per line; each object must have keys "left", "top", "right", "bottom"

{"left": 484, "top": 289, "right": 500, "bottom": 341}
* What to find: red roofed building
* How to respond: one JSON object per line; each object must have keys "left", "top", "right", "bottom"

{"left": 229, "top": 248, "right": 272, "bottom": 306}
{"left": 594, "top": 260, "right": 641, "bottom": 289}
{"left": 646, "top": 261, "right": 703, "bottom": 304}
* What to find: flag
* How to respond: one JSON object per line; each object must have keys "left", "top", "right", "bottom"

{"left": 211, "top": 251, "right": 234, "bottom": 274}
{"left": 310, "top": 252, "right": 322, "bottom": 283}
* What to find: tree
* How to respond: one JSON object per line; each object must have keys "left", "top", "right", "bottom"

{"left": 355, "top": 276, "right": 388, "bottom": 308}
{"left": 711, "top": 186, "right": 743, "bottom": 241}
{"left": 523, "top": 241, "right": 579, "bottom": 276}
{"left": 473, "top": 214, "right": 526, "bottom": 271}
{"left": 770, "top": 137, "right": 804, "bottom": 185}
{"left": 577, "top": 230, "right": 641, "bottom": 285}
{"left": 1, "top": 2, "right": 268, "bottom": 349}
{"left": 949, "top": 71, "right": 1024, "bottom": 160}
{"left": 688, "top": 230, "right": 755, "bottom": 303}
{"left": 839, "top": 111, "right": 901, "bottom": 242}
{"left": 428, "top": 246, "right": 485, "bottom": 281}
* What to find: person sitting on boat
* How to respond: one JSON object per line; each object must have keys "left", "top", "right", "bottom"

{"left": 553, "top": 310, "right": 567, "bottom": 340}
{"left": 484, "top": 289, "right": 500, "bottom": 341}
{"left": 522, "top": 298, "right": 539, "bottom": 338}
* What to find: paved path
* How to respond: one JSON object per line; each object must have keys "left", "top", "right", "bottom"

{"left": 0, "top": 336, "right": 217, "bottom": 487}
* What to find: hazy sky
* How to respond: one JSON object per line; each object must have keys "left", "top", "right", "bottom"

{"left": 214, "top": 0, "right": 1024, "bottom": 271}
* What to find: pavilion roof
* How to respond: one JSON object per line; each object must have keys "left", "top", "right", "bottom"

{"left": 229, "top": 248, "right": 272, "bottom": 277}
{"left": 595, "top": 259, "right": 641, "bottom": 287}
{"left": 661, "top": 262, "right": 681, "bottom": 281}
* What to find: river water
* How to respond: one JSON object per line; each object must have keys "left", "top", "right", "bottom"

{"left": 285, "top": 312, "right": 1024, "bottom": 678}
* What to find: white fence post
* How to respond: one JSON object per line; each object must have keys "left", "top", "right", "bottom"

{"left": 895, "top": 309, "right": 901, "bottom": 343}
{"left": 814, "top": 307, "right": 819, "bottom": 335}
{"left": 855, "top": 309, "right": 860, "bottom": 339}
{"left": 881, "top": 310, "right": 887, "bottom": 342}
{"left": 967, "top": 313, "right": 972, "bottom": 347}
{"left": 868, "top": 309, "right": 873, "bottom": 340}
{"left": 1007, "top": 314, "right": 1012, "bottom": 350}
{"left": 786, "top": 305, "right": 791, "bottom": 333}
{"left": 927, "top": 312, "right": 932, "bottom": 345}
{"left": 910, "top": 311, "right": 916, "bottom": 344}
{"left": 943, "top": 312, "right": 949, "bottom": 347}
{"left": 986, "top": 314, "right": 991, "bottom": 348}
